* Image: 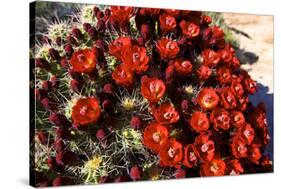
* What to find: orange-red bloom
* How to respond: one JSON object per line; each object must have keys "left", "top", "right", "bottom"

{"left": 210, "top": 108, "right": 230, "bottom": 131}
{"left": 159, "top": 14, "right": 177, "bottom": 33}
{"left": 202, "top": 49, "right": 221, "bottom": 67}
{"left": 174, "top": 59, "right": 193, "bottom": 76}
{"left": 183, "top": 144, "right": 199, "bottom": 168}
{"left": 143, "top": 122, "right": 169, "bottom": 153}
{"left": 194, "top": 133, "right": 215, "bottom": 162}
{"left": 70, "top": 48, "right": 97, "bottom": 73}
{"left": 230, "top": 111, "right": 245, "bottom": 128}
{"left": 72, "top": 97, "right": 101, "bottom": 125}
{"left": 200, "top": 157, "right": 226, "bottom": 176}
{"left": 190, "top": 111, "right": 209, "bottom": 133}
{"left": 159, "top": 138, "right": 183, "bottom": 167}
{"left": 141, "top": 76, "right": 166, "bottom": 102}
{"left": 219, "top": 87, "right": 237, "bottom": 110}
{"left": 197, "top": 88, "right": 219, "bottom": 110}
{"left": 231, "top": 136, "right": 248, "bottom": 159}
{"left": 156, "top": 38, "right": 180, "bottom": 60}
{"left": 109, "top": 36, "right": 132, "bottom": 60}
{"left": 121, "top": 45, "right": 149, "bottom": 74}
{"left": 179, "top": 20, "right": 200, "bottom": 39}
{"left": 112, "top": 64, "right": 133, "bottom": 87}
{"left": 110, "top": 6, "right": 133, "bottom": 27}
{"left": 153, "top": 102, "right": 180, "bottom": 125}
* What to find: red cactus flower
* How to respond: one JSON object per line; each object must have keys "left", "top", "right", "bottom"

{"left": 159, "top": 14, "right": 177, "bottom": 33}
{"left": 194, "top": 133, "right": 215, "bottom": 162}
{"left": 236, "top": 123, "right": 255, "bottom": 145}
{"left": 197, "top": 88, "right": 219, "bottom": 110}
{"left": 209, "top": 108, "right": 230, "bottom": 131}
{"left": 110, "top": 6, "right": 133, "bottom": 27}
{"left": 143, "top": 122, "right": 169, "bottom": 153}
{"left": 159, "top": 138, "right": 183, "bottom": 167}
{"left": 156, "top": 38, "right": 180, "bottom": 60}
{"left": 141, "top": 76, "right": 166, "bottom": 103}
{"left": 243, "top": 77, "right": 257, "bottom": 94}
{"left": 179, "top": 20, "right": 200, "bottom": 39}
{"left": 173, "top": 59, "right": 193, "bottom": 76}
{"left": 71, "top": 97, "right": 101, "bottom": 125}
{"left": 70, "top": 48, "right": 97, "bottom": 73}
{"left": 183, "top": 144, "right": 199, "bottom": 168}
{"left": 219, "top": 87, "right": 237, "bottom": 110}
{"left": 153, "top": 102, "right": 180, "bottom": 125}
{"left": 196, "top": 65, "right": 212, "bottom": 80}
{"left": 200, "top": 157, "right": 226, "bottom": 176}
{"left": 109, "top": 36, "right": 132, "bottom": 60}
{"left": 247, "top": 145, "right": 261, "bottom": 164}
{"left": 230, "top": 111, "right": 245, "bottom": 128}
{"left": 112, "top": 64, "right": 134, "bottom": 87}
{"left": 231, "top": 136, "right": 248, "bottom": 159}
{"left": 189, "top": 111, "right": 210, "bottom": 133}
{"left": 202, "top": 49, "right": 221, "bottom": 67}
{"left": 217, "top": 66, "right": 232, "bottom": 84}
{"left": 230, "top": 81, "right": 244, "bottom": 97}
{"left": 121, "top": 45, "right": 150, "bottom": 74}
{"left": 226, "top": 159, "right": 244, "bottom": 175}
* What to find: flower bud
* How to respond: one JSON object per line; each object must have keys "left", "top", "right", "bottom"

{"left": 103, "top": 83, "right": 115, "bottom": 94}
{"left": 35, "top": 58, "right": 50, "bottom": 70}
{"left": 83, "top": 23, "right": 92, "bottom": 32}
{"left": 37, "top": 131, "right": 48, "bottom": 145}
{"left": 96, "top": 129, "right": 106, "bottom": 141}
{"left": 41, "top": 98, "right": 57, "bottom": 112}
{"left": 42, "top": 81, "right": 52, "bottom": 92}
{"left": 130, "top": 166, "right": 142, "bottom": 181}
{"left": 71, "top": 28, "right": 83, "bottom": 40}
{"left": 87, "top": 27, "right": 98, "bottom": 40}
{"left": 52, "top": 176, "right": 74, "bottom": 186}
{"left": 48, "top": 48, "right": 61, "bottom": 60}
{"left": 54, "top": 139, "right": 65, "bottom": 152}
{"left": 64, "top": 44, "right": 74, "bottom": 57}
{"left": 93, "top": 7, "right": 100, "bottom": 16}
{"left": 49, "top": 113, "right": 70, "bottom": 128}
{"left": 56, "top": 150, "right": 78, "bottom": 166}
{"left": 70, "top": 79, "right": 82, "bottom": 93}
{"left": 174, "top": 168, "right": 186, "bottom": 178}
{"left": 55, "top": 36, "right": 62, "bottom": 46}
{"left": 130, "top": 116, "right": 143, "bottom": 130}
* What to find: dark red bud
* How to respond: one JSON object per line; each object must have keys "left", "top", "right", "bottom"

{"left": 70, "top": 79, "right": 82, "bottom": 93}
{"left": 174, "top": 168, "right": 186, "bottom": 178}
{"left": 64, "top": 44, "right": 74, "bottom": 57}
{"left": 103, "top": 83, "right": 114, "bottom": 94}
{"left": 71, "top": 28, "right": 83, "bottom": 40}
{"left": 37, "top": 131, "right": 48, "bottom": 145}
{"left": 48, "top": 48, "right": 61, "bottom": 60}
{"left": 49, "top": 113, "right": 70, "bottom": 128}
{"left": 96, "top": 129, "right": 106, "bottom": 141}
{"left": 130, "top": 116, "right": 143, "bottom": 130}
{"left": 52, "top": 176, "right": 74, "bottom": 186}
{"left": 54, "top": 139, "right": 65, "bottom": 152}
{"left": 83, "top": 23, "right": 92, "bottom": 32}
{"left": 35, "top": 58, "right": 50, "bottom": 70}
{"left": 130, "top": 166, "right": 142, "bottom": 181}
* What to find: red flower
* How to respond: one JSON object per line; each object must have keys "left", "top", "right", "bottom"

{"left": 217, "top": 66, "right": 232, "bottom": 84}
{"left": 226, "top": 159, "right": 244, "bottom": 175}
{"left": 159, "top": 138, "right": 183, "bottom": 167}
{"left": 219, "top": 87, "right": 237, "bottom": 110}
{"left": 231, "top": 136, "right": 248, "bottom": 159}
{"left": 139, "top": 8, "right": 160, "bottom": 16}
{"left": 70, "top": 48, "right": 97, "bottom": 73}
{"left": 153, "top": 102, "right": 180, "bottom": 125}
{"left": 112, "top": 64, "right": 133, "bottom": 87}
{"left": 121, "top": 45, "right": 149, "bottom": 74}
{"left": 71, "top": 97, "right": 101, "bottom": 125}
{"left": 110, "top": 6, "right": 133, "bottom": 27}
{"left": 173, "top": 59, "right": 193, "bottom": 76}
{"left": 183, "top": 144, "right": 199, "bottom": 168}
{"left": 247, "top": 145, "right": 261, "bottom": 164}
{"left": 143, "top": 122, "right": 169, "bottom": 153}
{"left": 180, "top": 20, "right": 200, "bottom": 39}
{"left": 156, "top": 38, "right": 180, "bottom": 60}
{"left": 210, "top": 108, "right": 230, "bottom": 131}
{"left": 194, "top": 134, "right": 215, "bottom": 162}
{"left": 200, "top": 157, "right": 226, "bottom": 176}
{"left": 141, "top": 76, "right": 166, "bottom": 103}
{"left": 202, "top": 49, "right": 221, "bottom": 67}
{"left": 230, "top": 81, "right": 244, "bottom": 97}
{"left": 243, "top": 78, "right": 257, "bottom": 94}
{"left": 196, "top": 65, "right": 212, "bottom": 80}
{"left": 189, "top": 111, "right": 209, "bottom": 133}
{"left": 209, "top": 26, "right": 225, "bottom": 48}
{"left": 159, "top": 14, "right": 177, "bottom": 33}
{"left": 197, "top": 88, "right": 219, "bottom": 110}
{"left": 236, "top": 123, "right": 255, "bottom": 145}
{"left": 174, "top": 168, "right": 186, "bottom": 179}
{"left": 230, "top": 111, "right": 245, "bottom": 128}
{"left": 109, "top": 36, "right": 132, "bottom": 60}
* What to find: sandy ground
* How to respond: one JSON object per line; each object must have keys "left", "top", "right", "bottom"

{"left": 223, "top": 13, "right": 274, "bottom": 157}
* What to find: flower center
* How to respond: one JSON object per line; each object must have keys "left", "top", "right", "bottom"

{"left": 234, "top": 115, "right": 240, "bottom": 122}
{"left": 152, "top": 132, "right": 161, "bottom": 143}
{"left": 201, "top": 143, "right": 209, "bottom": 152}
{"left": 168, "top": 147, "right": 176, "bottom": 158}
{"left": 244, "top": 130, "right": 251, "bottom": 138}
{"left": 77, "top": 54, "right": 86, "bottom": 62}
{"left": 189, "top": 152, "right": 196, "bottom": 161}
{"left": 133, "top": 52, "right": 140, "bottom": 63}
{"left": 210, "top": 163, "right": 219, "bottom": 173}
{"left": 80, "top": 105, "right": 88, "bottom": 115}
{"left": 163, "top": 112, "right": 172, "bottom": 120}
{"left": 166, "top": 41, "right": 175, "bottom": 49}
{"left": 237, "top": 144, "right": 246, "bottom": 153}
{"left": 165, "top": 17, "right": 173, "bottom": 26}
{"left": 181, "top": 61, "right": 189, "bottom": 68}
{"left": 149, "top": 82, "right": 158, "bottom": 92}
